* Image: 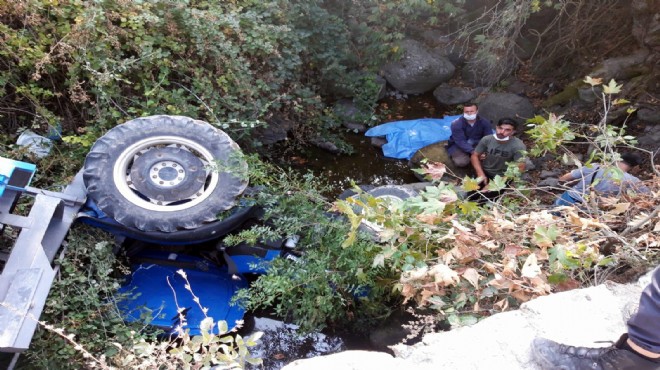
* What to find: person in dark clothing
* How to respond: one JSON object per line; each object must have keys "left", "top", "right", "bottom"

{"left": 446, "top": 103, "right": 493, "bottom": 168}
{"left": 532, "top": 266, "right": 660, "bottom": 370}
{"left": 554, "top": 152, "right": 649, "bottom": 206}
{"left": 465, "top": 118, "right": 526, "bottom": 203}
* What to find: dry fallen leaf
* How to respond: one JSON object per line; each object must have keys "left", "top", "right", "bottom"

{"left": 521, "top": 254, "right": 541, "bottom": 278}
{"left": 430, "top": 264, "right": 460, "bottom": 287}
{"left": 461, "top": 267, "right": 480, "bottom": 289}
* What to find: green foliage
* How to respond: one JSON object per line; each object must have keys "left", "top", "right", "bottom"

{"left": 23, "top": 226, "right": 135, "bottom": 369}
{"left": 526, "top": 114, "right": 576, "bottom": 156}
{"left": 0, "top": 0, "right": 402, "bottom": 148}
{"left": 231, "top": 156, "right": 398, "bottom": 333}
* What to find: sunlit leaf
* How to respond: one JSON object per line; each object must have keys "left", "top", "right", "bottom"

{"left": 602, "top": 79, "right": 622, "bottom": 94}
{"left": 583, "top": 76, "right": 603, "bottom": 86}
{"left": 429, "top": 263, "right": 459, "bottom": 286}
{"left": 521, "top": 254, "right": 541, "bottom": 278}
{"left": 461, "top": 268, "right": 480, "bottom": 288}
{"left": 487, "top": 175, "right": 507, "bottom": 192}
{"left": 421, "top": 162, "right": 447, "bottom": 181}
{"left": 462, "top": 176, "right": 481, "bottom": 191}
{"left": 612, "top": 98, "right": 630, "bottom": 105}
{"left": 533, "top": 225, "right": 558, "bottom": 247}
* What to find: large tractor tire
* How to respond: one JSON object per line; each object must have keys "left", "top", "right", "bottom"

{"left": 83, "top": 115, "right": 248, "bottom": 232}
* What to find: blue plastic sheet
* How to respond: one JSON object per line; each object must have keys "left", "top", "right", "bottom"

{"left": 365, "top": 115, "right": 460, "bottom": 159}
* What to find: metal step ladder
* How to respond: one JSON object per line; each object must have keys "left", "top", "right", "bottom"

{"left": 0, "top": 157, "right": 86, "bottom": 359}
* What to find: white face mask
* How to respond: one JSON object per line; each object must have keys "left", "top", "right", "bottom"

{"left": 494, "top": 133, "right": 510, "bottom": 141}
{"left": 464, "top": 113, "right": 477, "bottom": 121}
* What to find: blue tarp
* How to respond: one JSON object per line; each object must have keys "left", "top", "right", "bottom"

{"left": 365, "top": 115, "right": 460, "bottom": 159}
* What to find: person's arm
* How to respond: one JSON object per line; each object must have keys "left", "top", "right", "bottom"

{"left": 558, "top": 172, "right": 575, "bottom": 182}
{"left": 471, "top": 150, "right": 487, "bottom": 184}
{"left": 450, "top": 121, "right": 474, "bottom": 154}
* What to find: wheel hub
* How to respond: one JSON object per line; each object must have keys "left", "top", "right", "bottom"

{"left": 128, "top": 146, "right": 208, "bottom": 204}
{"left": 151, "top": 161, "right": 186, "bottom": 188}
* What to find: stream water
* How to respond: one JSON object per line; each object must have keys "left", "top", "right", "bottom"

{"left": 270, "top": 93, "right": 448, "bottom": 198}
{"left": 249, "top": 93, "right": 449, "bottom": 368}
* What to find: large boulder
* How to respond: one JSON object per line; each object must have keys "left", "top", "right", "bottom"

{"left": 478, "top": 93, "right": 536, "bottom": 124}
{"left": 632, "top": 0, "right": 660, "bottom": 52}
{"left": 383, "top": 40, "right": 456, "bottom": 95}
{"left": 432, "top": 84, "right": 477, "bottom": 105}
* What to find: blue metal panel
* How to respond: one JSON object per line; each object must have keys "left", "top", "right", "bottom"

{"left": 0, "top": 158, "right": 36, "bottom": 196}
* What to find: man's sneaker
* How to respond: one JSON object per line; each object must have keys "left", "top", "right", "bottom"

{"left": 531, "top": 335, "right": 659, "bottom": 370}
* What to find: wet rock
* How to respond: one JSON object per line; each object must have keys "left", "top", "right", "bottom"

{"left": 370, "top": 137, "right": 387, "bottom": 148}
{"left": 432, "top": 84, "right": 477, "bottom": 105}
{"left": 524, "top": 158, "right": 536, "bottom": 172}
{"left": 387, "top": 90, "right": 409, "bottom": 100}
{"left": 540, "top": 170, "right": 560, "bottom": 179}
{"left": 333, "top": 99, "right": 369, "bottom": 132}
{"left": 577, "top": 86, "right": 602, "bottom": 103}
{"left": 637, "top": 107, "right": 660, "bottom": 123}
{"left": 419, "top": 30, "right": 451, "bottom": 47}
{"left": 537, "top": 177, "right": 560, "bottom": 188}
{"left": 632, "top": 0, "right": 660, "bottom": 52}
{"left": 254, "top": 116, "right": 293, "bottom": 145}
{"left": 477, "top": 93, "right": 536, "bottom": 124}
{"left": 375, "top": 74, "right": 388, "bottom": 101}
{"left": 310, "top": 138, "right": 341, "bottom": 154}
{"left": 382, "top": 40, "right": 456, "bottom": 95}
{"left": 638, "top": 123, "right": 660, "bottom": 150}
{"left": 503, "top": 78, "right": 533, "bottom": 96}
{"left": 590, "top": 49, "right": 650, "bottom": 82}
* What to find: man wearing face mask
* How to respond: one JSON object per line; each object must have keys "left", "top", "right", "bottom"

{"left": 467, "top": 118, "right": 526, "bottom": 202}
{"left": 446, "top": 103, "right": 493, "bottom": 168}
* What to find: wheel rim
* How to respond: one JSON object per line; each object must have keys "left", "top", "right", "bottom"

{"left": 113, "top": 135, "right": 220, "bottom": 212}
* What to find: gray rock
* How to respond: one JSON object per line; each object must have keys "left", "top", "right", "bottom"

{"left": 537, "top": 177, "right": 560, "bottom": 188}
{"left": 524, "top": 158, "right": 536, "bottom": 171}
{"left": 254, "top": 116, "right": 292, "bottom": 145}
{"left": 590, "top": 49, "right": 650, "bottom": 82}
{"left": 431, "top": 44, "right": 467, "bottom": 67}
{"left": 540, "top": 170, "right": 560, "bottom": 179}
{"left": 504, "top": 78, "right": 533, "bottom": 96}
{"left": 375, "top": 74, "right": 388, "bottom": 101}
{"left": 638, "top": 123, "right": 660, "bottom": 150}
{"left": 461, "top": 56, "right": 511, "bottom": 87}
{"left": 632, "top": 0, "right": 660, "bottom": 52}
{"left": 310, "top": 138, "right": 341, "bottom": 154}
{"left": 637, "top": 108, "right": 660, "bottom": 123}
{"left": 370, "top": 137, "right": 387, "bottom": 148}
{"left": 577, "top": 86, "right": 602, "bottom": 103}
{"left": 432, "top": 84, "right": 477, "bottom": 105}
{"left": 333, "top": 99, "right": 369, "bottom": 132}
{"left": 477, "top": 93, "right": 536, "bottom": 125}
{"left": 383, "top": 40, "right": 456, "bottom": 94}
{"left": 420, "top": 30, "right": 452, "bottom": 47}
